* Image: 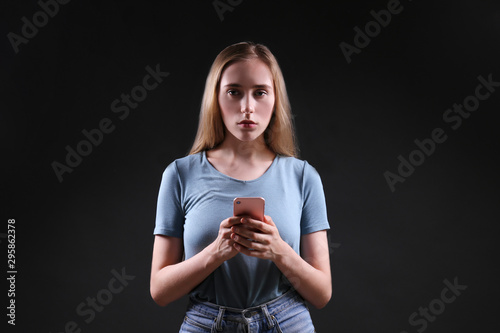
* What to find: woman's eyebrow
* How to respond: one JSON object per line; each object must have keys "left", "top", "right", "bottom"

{"left": 223, "top": 83, "right": 272, "bottom": 89}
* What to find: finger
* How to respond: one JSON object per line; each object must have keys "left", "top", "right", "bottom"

{"left": 222, "top": 217, "right": 243, "bottom": 228}
{"left": 263, "top": 215, "right": 276, "bottom": 226}
{"left": 231, "top": 225, "right": 253, "bottom": 238}
{"left": 241, "top": 217, "right": 271, "bottom": 233}
{"left": 229, "top": 216, "right": 243, "bottom": 225}
{"left": 232, "top": 227, "right": 269, "bottom": 246}
{"left": 231, "top": 233, "right": 254, "bottom": 248}
{"left": 232, "top": 233, "right": 269, "bottom": 251}
{"left": 236, "top": 223, "right": 261, "bottom": 234}
{"left": 221, "top": 229, "right": 234, "bottom": 239}
{"left": 233, "top": 242, "right": 263, "bottom": 257}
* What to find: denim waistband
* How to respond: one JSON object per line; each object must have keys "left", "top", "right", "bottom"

{"left": 187, "top": 288, "right": 306, "bottom": 330}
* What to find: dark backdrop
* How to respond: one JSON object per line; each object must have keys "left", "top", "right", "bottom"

{"left": 2, "top": 0, "right": 499, "bottom": 332}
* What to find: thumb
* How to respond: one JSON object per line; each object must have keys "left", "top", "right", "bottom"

{"left": 264, "top": 215, "right": 275, "bottom": 226}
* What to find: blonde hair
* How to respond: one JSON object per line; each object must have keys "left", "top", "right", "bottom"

{"left": 189, "top": 41, "right": 298, "bottom": 157}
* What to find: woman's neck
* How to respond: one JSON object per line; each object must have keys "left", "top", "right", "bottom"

{"left": 206, "top": 134, "right": 276, "bottom": 181}
{"left": 213, "top": 133, "right": 275, "bottom": 162}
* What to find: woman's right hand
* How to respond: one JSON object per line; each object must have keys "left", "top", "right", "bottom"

{"left": 151, "top": 216, "right": 242, "bottom": 306}
{"left": 210, "top": 217, "right": 242, "bottom": 262}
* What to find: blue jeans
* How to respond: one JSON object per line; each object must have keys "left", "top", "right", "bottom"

{"left": 179, "top": 288, "right": 316, "bottom": 332}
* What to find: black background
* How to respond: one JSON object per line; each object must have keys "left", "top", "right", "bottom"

{"left": 1, "top": 0, "right": 499, "bottom": 332}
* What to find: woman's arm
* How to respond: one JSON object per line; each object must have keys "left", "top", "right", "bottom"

{"left": 231, "top": 217, "right": 332, "bottom": 309}
{"left": 275, "top": 230, "right": 332, "bottom": 309}
{"left": 150, "top": 217, "right": 242, "bottom": 306}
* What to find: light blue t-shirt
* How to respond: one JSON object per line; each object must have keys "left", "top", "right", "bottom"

{"left": 154, "top": 151, "right": 330, "bottom": 308}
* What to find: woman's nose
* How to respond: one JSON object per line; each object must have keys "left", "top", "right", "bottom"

{"left": 241, "top": 107, "right": 254, "bottom": 114}
{"left": 241, "top": 98, "right": 255, "bottom": 114}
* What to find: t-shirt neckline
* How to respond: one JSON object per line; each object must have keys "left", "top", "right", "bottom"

{"left": 202, "top": 150, "right": 279, "bottom": 183}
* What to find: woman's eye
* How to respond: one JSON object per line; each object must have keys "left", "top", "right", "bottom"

{"left": 255, "top": 90, "right": 267, "bottom": 97}
{"left": 227, "top": 90, "right": 239, "bottom": 96}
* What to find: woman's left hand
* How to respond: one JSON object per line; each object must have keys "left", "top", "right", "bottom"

{"left": 230, "top": 215, "right": 288, "bottom": 261}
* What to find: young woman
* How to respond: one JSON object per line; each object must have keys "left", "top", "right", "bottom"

{"left": 150, "top": 41, "right": 331, "bottom": 332}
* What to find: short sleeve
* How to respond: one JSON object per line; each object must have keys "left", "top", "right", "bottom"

{"left": 300, "top": 162, "right": 330, "bottom": 235}
{"left": 153, "top": 161, "right": 184, "bottom": 238}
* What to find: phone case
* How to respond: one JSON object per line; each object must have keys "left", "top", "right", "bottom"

{"left": 233, "top": 197, "right": 265, "bottom": 221}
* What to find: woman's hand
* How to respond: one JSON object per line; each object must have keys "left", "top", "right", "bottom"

{"left": 150, "top": 217, "right": 244, "bottom": 307}
{"left": 230, "top": 215, "right": 288, "bottom": 262}
{"left": 231, "top": 217, "right": 332, "bottom": 308}
{"left": 209, "top": 217, "right": 243, "bottom": 262}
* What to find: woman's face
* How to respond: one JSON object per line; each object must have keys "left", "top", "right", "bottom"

{"left": 218, "top": 59, "right": 275, "bottom": 143}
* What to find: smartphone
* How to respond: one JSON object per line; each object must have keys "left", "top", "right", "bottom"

{"left": 233, "top": 197, "right": 265, "bottom": 221}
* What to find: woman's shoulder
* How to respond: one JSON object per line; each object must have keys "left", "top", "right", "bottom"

{"left": 276, "top": 155, "right": 314, "bottom": 172}
{"left": 276, "top": 155, "right": 321, "bottom": 178}
{"left": 162, "top": 152, "right": 204, "bottom": 175}
{"left": 176, "top": 152, "right": 204, "bottom": 165}
{"left": 276, "top": 154, "right": 311, "bottom": 168}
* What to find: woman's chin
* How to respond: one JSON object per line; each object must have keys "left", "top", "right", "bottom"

{"left": 227, "top": 131, "right": 265, "bottom": 144}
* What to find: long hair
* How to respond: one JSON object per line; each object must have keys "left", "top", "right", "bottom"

{"left": 189, "top": 41, "right": 298, "bottom": 157}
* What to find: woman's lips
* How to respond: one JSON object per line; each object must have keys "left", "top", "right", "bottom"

{"left": 238, "top": 120, "right": 257, "bottom": 128}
